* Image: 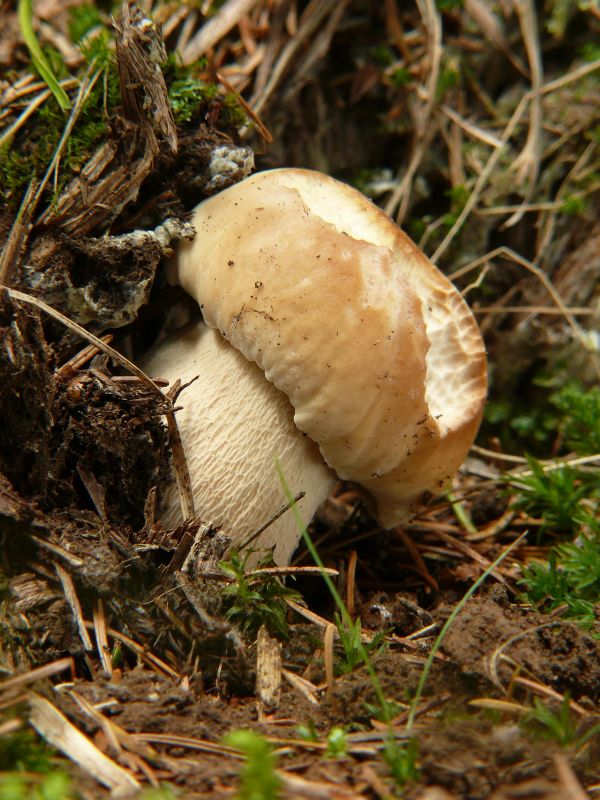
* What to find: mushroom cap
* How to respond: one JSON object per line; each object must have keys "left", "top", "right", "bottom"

{"left": 173, "top": 168, "right": 487, "bottom": 526}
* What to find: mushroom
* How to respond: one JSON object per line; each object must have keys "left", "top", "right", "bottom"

{"left": 144, "top": 168, "right": 487, "bottom": 565}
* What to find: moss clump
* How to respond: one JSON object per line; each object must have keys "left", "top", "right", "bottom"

{"left": 168, "top": 75, "right": 218, "bottom": 123}
{"left": 0, "top": 28, "right": 119, "bottom": 206}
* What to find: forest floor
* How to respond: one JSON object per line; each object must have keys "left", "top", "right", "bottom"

{"left": 0, "top": 1, "right": 599, "bottom": 798}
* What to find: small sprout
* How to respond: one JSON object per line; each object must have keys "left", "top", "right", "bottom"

{"left": 334, "top": 613, "right": 387, "bottom": 675}
{"left": 508, "top": 456, "right": 593, "bottom": 536}
{"left": 325, "top": 727, "right": 348, "bottom": 758}
{"left": 521, "top": 696, "right": 578, "bottom": 747}
{"left": 552, "top": 384, "right": 600, "bottom": 455}
{"left": 225, "top": 729, "right": 280, "bottom": 800}
{"left": 521, "top": 517, "right": 600, "bottom": 630}
{"left": 383, "top": 735, "right": 420, "bottom": 788}
{"left": 219, "top": 550, "right": 301, "bottom": 638}
{"left": 296, "top": 720, "right": 319, "bottom": 742}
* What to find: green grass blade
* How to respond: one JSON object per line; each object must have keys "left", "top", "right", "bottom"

{"left": 406, "top": 532, "right": 526, "bottom": 730}
{"left": 275, "top": 460, "right": 390, "bottom": 717}
{"left": 18, "top": 0, "right": 71, "bottom": 111}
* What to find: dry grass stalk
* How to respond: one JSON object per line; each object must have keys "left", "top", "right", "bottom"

{"left": 384, "top": 0, "right": 442, "bottom": 223}
{"left": 282, "top": 668, "right": 320, "bottom": 705}
{"left": 512, "top": 676, "right": 590, "bottom": 717}
{"left": 277, "top": 770, "right": 368, "bottom": 800}
{"left": 504, "top": 0, "right": 543, "bottom": 226}
{"left": 553, "top": 753, "right": 591, "bottom": 800}
{"left": 134, "top": 731, "right": 241, "bottom": 757}
{"left": 83, "top": 621, "right": 181, "bottom": 679}
{"left": 0, "top": 658, "right": 74, "bottom": 694}
{"left": 93, "top": 599, "right": 112, "bottom": 676}
{"left": 0, "top": 180, "right": 37, "bottom": 286}
{"left": 180, "top": 0, "right": 261, "bottom": 64}
{"left": 250, "top": 0, "right": 342, "bottom": 115}
{"left": 323, "top": 621, "right": 336, "bottom": 697}
{"left": 165, "top": 379, "right": 195, "bottom": 520}
{"left": 54, "top": 562, "right": 94, "bottom": 652}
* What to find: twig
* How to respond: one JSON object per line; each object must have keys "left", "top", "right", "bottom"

{"left": 503, "top": 0, "right": 543, "bottom": 227}
{"left": 165, "top": 379, "right": 195, "bottom": 520}
{"left": 180, "top": 0, "right": 260, "bottom": 64}
{"left": 0, "top": 658, "right": 74, "bottom": 693}
{"left": 236, "top": 491, "right": 306, "bottom": 553}
{"left": 55, "top": 563, "right": 94, "bottom": 652}
{"left": 384, "top": 0, "right": 442, "bottom": 223}
{"left": 553, "top": 753, "right": 590, "bottom": 800}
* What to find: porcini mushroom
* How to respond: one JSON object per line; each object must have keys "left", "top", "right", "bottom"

{"left": 144, "top": 168, "right": 487, "bottom": 565}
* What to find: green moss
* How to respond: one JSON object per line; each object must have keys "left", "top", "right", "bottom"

{"left": 221, "top": 92, "right": 248, "bottom": 128}
{"left": 390, "top": 67, "right": 411, "bottom": 87}
{"left": 436, "top": 0, "right": 463, "bottom": 11}
{"left": 0, "top": 772, "right": 74, "bottom": 800}
{"left": 560, "top": 195, "right": 587, "bottom": 215}
{"left": 68, "top": 2, "right": 103, "bottom": 44}
{"left": 168, "top": 75, "right": 218, "bottom": 123}
{"left": 0, "top": 22, "right": 119, "bottom": 205}
{"left": 436, "top": 66, "right": 460, "bottom": 100}
{"left": 370, "top": 45, "right": 395, "bottom": 68}
{"left": 579, "top": 41, "right": 600, "bottom": 62}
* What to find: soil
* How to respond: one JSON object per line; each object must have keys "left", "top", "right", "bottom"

{"left": 0, "top": 1, "right": 599, "bottom": 799}
{"left": 27, "top": 594, "right": 599, "bottom": 799}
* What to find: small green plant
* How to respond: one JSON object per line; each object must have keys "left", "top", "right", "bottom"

{"left": 552, "top": 384, "right": 600, "bottom": 455}
{"left": 325, "top": 727, "right": 348, "bottom": 758}
{"left": 219, "top": 550, "right": 301, "bottom": 638}
{"left": 296, "top": 720, "right": 319, "bottom": 742}
{"left": 334, "top": 614, "right": 387, "bottom": 674}
{"left": 521, "top": 696, "right": 578, "bottom": 746}
{"left": 225, "top": 729, "right": 280, "bottom": 800}
{"left": 521, "top": 513, "right": 600, "bottom": 629}
{"left": 0, "top": 771, "right": 74, "bottom": 800}
{"left": 0, "top": 730, "right": 54, "bottom": 772}
{"left": 297, "top": 723, "right": 348, "bottom": 758}
{"left": 382, "top": 735, "right": 420, "bottom": 789}
{"left": 508, "top": 456, "right": 596, "bottom": 536}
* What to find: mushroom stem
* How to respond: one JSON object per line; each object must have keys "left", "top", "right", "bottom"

{"left": 143, "top": 324, "right": 336, "bottom": 565}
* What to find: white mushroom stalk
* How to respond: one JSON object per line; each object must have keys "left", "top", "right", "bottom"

{"left": 144, "top": 323, "right": 334, "bottom": 566}
{"left": 143, "top": 169, "right": 487, "bottom": 565}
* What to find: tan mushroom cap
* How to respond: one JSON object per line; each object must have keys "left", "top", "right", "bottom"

{"left": 173, "top": 168, "right": 487, "bottom": 527}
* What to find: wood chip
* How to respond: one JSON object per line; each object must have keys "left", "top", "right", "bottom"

{"left": 29, "top": 694, "right": 140, "bottom": 796}
{"left": 256, "top": 625, "right": 281, "bottom": 714}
